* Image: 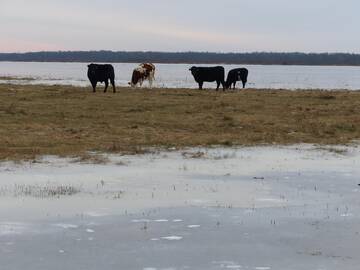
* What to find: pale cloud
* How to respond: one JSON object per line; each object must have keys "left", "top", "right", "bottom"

{"left": 1, "top": 0, "right": 359, "bottom": 53}
{"left": 0, "top": 38, "right": 63, "bottom": 52}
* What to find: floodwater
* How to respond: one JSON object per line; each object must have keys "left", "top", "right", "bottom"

{"left": 0, "top": 145, "right": 359, "bottom": 269}
{"left": 1, "top": 61, "right": 360, "bottom": 90}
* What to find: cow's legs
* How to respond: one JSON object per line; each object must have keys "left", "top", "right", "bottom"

{"left": 148, "top": 78, "right": 153, "bottom": 88}
{"left": 217, "top": 80, "right": 226, "bottom": 91}
{"left": 242, "top": 80, "right": 246, "bottom": 88}
{"left": 150, "top": 71, "right": 155, "bottom": 83}
{"left": 104, "top": 80, "right": 109, "bottom": 93}
{"left": 110, "top": 78, "right": 116, "bottom": 93}
{"left": 198, "top": 81, "right": 203, "bottom": 90}
{"left": 233, "top": 82, "right": 236, "bottom": 89}
{"left": 216, "top": 81, "right": 220, "bottom": 91}
{"left": 91, "top": 81, "right": 97, "bottom": 92}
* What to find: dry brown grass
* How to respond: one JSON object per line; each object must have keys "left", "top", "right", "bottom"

{"left": 0, "top": 76, "right": 35, "bottom": 81}
{"left": 1, "top": 84, "right": 360, "bottom": 161}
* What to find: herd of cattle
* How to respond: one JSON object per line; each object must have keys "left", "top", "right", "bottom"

{"left": 87, "top": 63, "right": 248, "bottom": 93}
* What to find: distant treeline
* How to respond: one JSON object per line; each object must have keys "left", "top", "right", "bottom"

{"left": 1, "top": 51, "right": 360, "bottom": 66}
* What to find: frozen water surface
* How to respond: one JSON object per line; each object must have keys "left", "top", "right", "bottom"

{"left": 0, "top": 145, "right": 359, "bottom": 269}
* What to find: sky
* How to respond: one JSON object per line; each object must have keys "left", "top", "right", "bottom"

{"left": 1, "top": 0, "right": 359, "bottom": 53}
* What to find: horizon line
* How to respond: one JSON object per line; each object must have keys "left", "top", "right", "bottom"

{"left": 1, "top": 50, "right": 360, "bottom": 55}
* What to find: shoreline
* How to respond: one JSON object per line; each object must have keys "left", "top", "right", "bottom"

{"left": 2, "top": 60, "right": 360, "bottom": 67}
{"left": 1, "top": 80, "right": 360, "bottom": 92}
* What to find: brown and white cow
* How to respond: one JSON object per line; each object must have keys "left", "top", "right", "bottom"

{"left": 129, "top": 63, "right": 156, "bottom": 88}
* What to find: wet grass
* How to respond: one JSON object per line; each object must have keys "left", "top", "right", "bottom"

{"left": 0, "top": 183, "right": 82, "bottom": 198}
{"left": 0, "top": 76, "right": 36, "bottom": 81}
{"left": 1, "top": 84, "right": 360, "bottom": 160}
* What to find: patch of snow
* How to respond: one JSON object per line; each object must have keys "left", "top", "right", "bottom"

{"left": 132, "top": 219, "right": 150, "bottom": 223}
{"left": 161, "top": 236, "right": 183, "bottom": 241}
{"left": 172, "top": 219, "right": 183, "bottom": 222}
{"left": 187, "top": 225, "right": 201, "bottom": 228}
{"left": 154, "top": 219, "right": 169, "bottom": 222}
{"left": 53, "top": 223, "right": 78, "bottom": 229}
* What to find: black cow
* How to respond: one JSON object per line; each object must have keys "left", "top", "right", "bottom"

{"left": 87, "top": 64, "right": 116, "bottom": 93}
{"left": 225, "top": 68, "right": 248, "bottom": 89}
{"left": 189, "top": 66, "right": 225, "bottom": 90}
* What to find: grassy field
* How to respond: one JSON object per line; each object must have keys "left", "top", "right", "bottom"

{"left": 1, "top": 84, "right": 360, "bottom": 160}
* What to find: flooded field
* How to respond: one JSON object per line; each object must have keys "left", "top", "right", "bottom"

{"left": 1, "top": 62, "right": 360, "bottom": 90}
{"left": 0, "top": 145, "right": 359, "bottom": 269}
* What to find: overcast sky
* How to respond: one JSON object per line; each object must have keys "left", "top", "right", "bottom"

{"left": 1, "top": 0, "right": 359, "bottom": 53}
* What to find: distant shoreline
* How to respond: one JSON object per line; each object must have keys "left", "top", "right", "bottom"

{"left": 1, "top": 51, "right": 360, "bottom": 66}
{"left": 1, "top": 61, "right": 360, "bottom": 67}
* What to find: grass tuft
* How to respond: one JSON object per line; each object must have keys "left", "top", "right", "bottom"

{"left": 0, "top": 183, "right": 81, "bottom": 198}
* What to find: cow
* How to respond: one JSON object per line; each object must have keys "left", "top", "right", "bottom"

{"left": 87, "top": 64, "right": 116, "bottom": 93}
{"left": 225, "top": 68, "right": 248, "bottom": 89}
{"left": 129, "top": 63, "right": 156, "bottom": 88}
{"left": 189, "top": 66, "right": 225, "bottom": 90}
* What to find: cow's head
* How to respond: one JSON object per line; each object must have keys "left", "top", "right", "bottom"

{"left": 141, "top": 63, "right": 155, "bottom": 72}
{"left": 224, "top": 81, "right": 231, "bottom": 89}
{"left": 87, "top": 64, "right": 97, "bottom": 75}
{"left": 129, "top": 68, "right": 144, "bottom": 87}
{"left": 189, "top": 66, "right": 198, "bottom": 76}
